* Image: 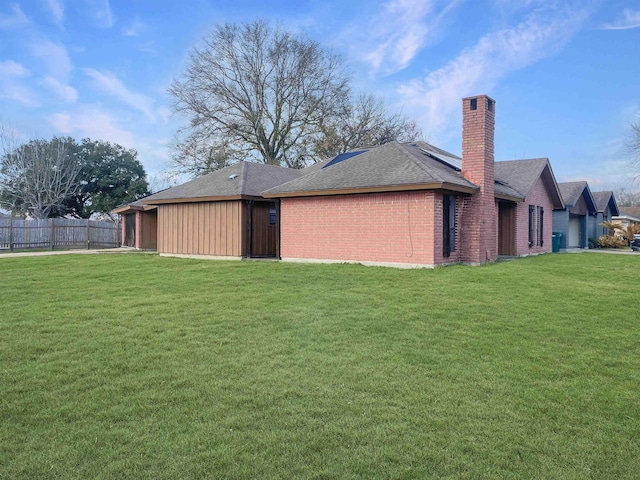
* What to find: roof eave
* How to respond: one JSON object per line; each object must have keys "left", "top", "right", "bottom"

{"left": 141, "top": 194, "right": 263, "bottom": 205}
{"left": 263, "top": 182, "right": 478, "bottom": 199}
{"left": 495, "top": 193, "right": 524, "bottom": 202}
{"left": 111, "top": 204, "right": 143, "bottom": 214}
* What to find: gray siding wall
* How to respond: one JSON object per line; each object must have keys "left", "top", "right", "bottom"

{"left": 552, "top": 209, "right": 569, "bottom": 249}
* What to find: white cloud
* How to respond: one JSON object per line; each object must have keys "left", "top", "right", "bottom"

{"left": 83, "top": 68, "right": 156, "bottom": 120}
{"left": 0, "top": 61, "right": 38, "bottom": 106}
{"left": 87, "top": 0, "right": 113, "bottom": 28}
{"left": 0, "top": 60, "right": 29, "bottom": 77}
{"left": 396, "top": 5, "right": 591, "bottom": 142}
{"left": 361, "top": 0, "right": 433, "bottom": 74}
{"left": 46, "top": 0, "right": 64, "bottom": 25}
{"left": 29, "top": 38, "right": 72, "bottom": 80}
{"left": 123, "top": 16, "right": 146, "bottom": 37}
{"left": 49, "top": 113, "right": 72, "bottom": 133}
{"left": 348, "top": 0, "right": 453, "bottom": 76}
{"left": 0, "top": 4, "right": 29, "bottom": 28}
{"left": 48, "top": 107, "right": 134, "bottom": 145}
{"left": 0, "top": 84, "right": 39, "bottom": 106}
{"left": 42, "top": 76, "right": 78, "bottom": 103}
{"left": 48, "top": 106, "right": 173, "bottom": 176}
{"left": 602, "top": 9, "right": 640, "bottom": 30}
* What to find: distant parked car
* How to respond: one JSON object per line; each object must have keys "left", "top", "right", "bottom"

{"left": 632, "top": 236, "right": 640, "bottom": 252}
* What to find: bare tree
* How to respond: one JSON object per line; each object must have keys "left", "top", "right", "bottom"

{"left": 313, "top": 93, "right": 423, "bottom": 160}
{"left": 630, "top": 120, "right": 640, "bottom": 173}
{"left": 169, "top": 20, "right": 351, "bottom": 171}
{"left": 613, "top": 186, "right": 640, "bottom": 207}
{"left": 169, "top": 135, "right": 237, "bottom": 178}
{"left": 0, "top": 135, "right": 80, "bottom": 219}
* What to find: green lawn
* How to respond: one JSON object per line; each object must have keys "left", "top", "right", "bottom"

{"left": 1, "top": 253, "right": 639, "bottom": 479}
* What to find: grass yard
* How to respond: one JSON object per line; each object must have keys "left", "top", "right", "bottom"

{"left": 1, "top": 253, "right": 639, "bottom": 479}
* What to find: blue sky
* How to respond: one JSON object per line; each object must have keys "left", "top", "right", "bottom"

{"left": 1, "top": 0, "right": 639, "bottom": 191}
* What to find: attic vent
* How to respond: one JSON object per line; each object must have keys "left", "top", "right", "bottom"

{"left": 229, "top": 174, "right": 239, "bottom": 180}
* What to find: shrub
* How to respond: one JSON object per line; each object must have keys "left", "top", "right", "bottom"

{"left": 597, "top": 235, "right": 627, "bottom": 248}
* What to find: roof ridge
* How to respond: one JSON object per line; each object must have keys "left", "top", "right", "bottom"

{"left": 398, "top": 143, "right": 448, "bottom": 183}
{"left": 239, "top": 161, "right": 249, "bottom": 194}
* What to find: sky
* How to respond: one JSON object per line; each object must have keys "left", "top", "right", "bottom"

{"left": 1, "top": 0, "right": 639, "bottom": 192}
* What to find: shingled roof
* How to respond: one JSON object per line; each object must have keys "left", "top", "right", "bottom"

{"left": 619, "top": 206, "right": 640, "bottom": 219}
{"left": 557, "top": 181, "right": 596, "bottom": 211}
{"left": 140, "top": 162, "right": 303, "bottom": 205}
{"left": 264, "top": 141, "right": 487, "bottom": 198}
{"left": 494, "top": 158, "right": 564, "bottom": 209}
{"left": 591, "top": 191, "right": 619, "bottom": 216}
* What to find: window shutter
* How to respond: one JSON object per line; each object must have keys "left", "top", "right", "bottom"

{"left": 449, "top": 196, "right": 456, "bottom": 253}
{"left": 443, "top": 195, "right": 457, "bottom": 257}
{"left": 528, "top": 205, "right": 535, "bottom": 248}
{"left": 539, "top": 207, "right": 544, "bottom": 246}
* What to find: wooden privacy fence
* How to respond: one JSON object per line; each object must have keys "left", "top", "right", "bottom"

{"left": 0, "top": 218, "right": 120, "bottom": 251}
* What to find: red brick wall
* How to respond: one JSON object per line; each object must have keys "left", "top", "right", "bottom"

{"left": 460, "top": 95, "right": 497, "bottom": 263}
{"left": 515, "top": 177, "right": 554, "bottom": 255}
{"left": 280, "top": 191, "right": 460, "bottom": 266}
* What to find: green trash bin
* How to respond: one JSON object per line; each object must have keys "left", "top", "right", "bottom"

{"left": 552, "top": 232, "right": 562, "bottom": 253}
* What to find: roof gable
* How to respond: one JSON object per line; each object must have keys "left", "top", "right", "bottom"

{"left": 557, "top": 181, "right": 597, "bottom": 212}
{"left": 592, "top": 191, "right": 619, "bottom": 216}
{"left": 494, "top": 158, "right": 564, "bottom": 208}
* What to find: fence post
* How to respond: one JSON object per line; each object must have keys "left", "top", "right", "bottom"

{"left": 9, "top": 217, "right": 13, "bottom": 251}
{"left": 87, "top": 218, "right": 91, "bottom": 249}
{"left": 50, "top": 218, "right": 55, "bottom": 250}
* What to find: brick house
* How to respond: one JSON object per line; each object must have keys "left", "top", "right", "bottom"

{"left": 493, "top": 159, "right": 564, "bottom": 256}
{"left": 264, "top": 95, "right": 564, "bottom": 267}
{"left": 115, "top": 94, "right": 566, "bottom": 267}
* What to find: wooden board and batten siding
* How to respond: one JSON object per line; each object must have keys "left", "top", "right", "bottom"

{"left": 157, "top": 201, "right": 246, "bottom": 256}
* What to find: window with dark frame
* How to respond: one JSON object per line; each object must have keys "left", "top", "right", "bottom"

{"left": 269, "top": 206, "right": 276, "bottom": 225}
{"left": 443, "top": 195, "right": 456, "bottom": 257}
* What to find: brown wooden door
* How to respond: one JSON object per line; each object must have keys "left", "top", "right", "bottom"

{"left": 251, "top": 202, "right": 277, "bottom": 257}
{"left": 124, "top": 213, "right": 136, "bottom": 247}
{"left": 498, "top": 203, "right": 515, "bottom": 256}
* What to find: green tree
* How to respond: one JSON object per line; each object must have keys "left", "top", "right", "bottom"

{"left": 64, "top": 139, "right": 149, "bottom": 218}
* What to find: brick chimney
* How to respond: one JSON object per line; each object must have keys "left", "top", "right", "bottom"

{"left": 461, "top": 95, "right": 497, "bottom": 264}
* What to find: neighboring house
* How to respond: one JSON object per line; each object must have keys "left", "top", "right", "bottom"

{"left": 590, "top": 191, "right": 620, "bottom": 238}
{"left": 553, "top": 182, "right": 597, "bottom": 249}
{"left": 118, "top": 162, "right": 302, "bottom": 258}
{"left": 112, "top": 198, "right": 158, "bottom": 249}
{"left": 264, "top": 95, "right": 564, "bottom": 267}
{"left": 612, "top": 207, "right": 640, "bottom": 234}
